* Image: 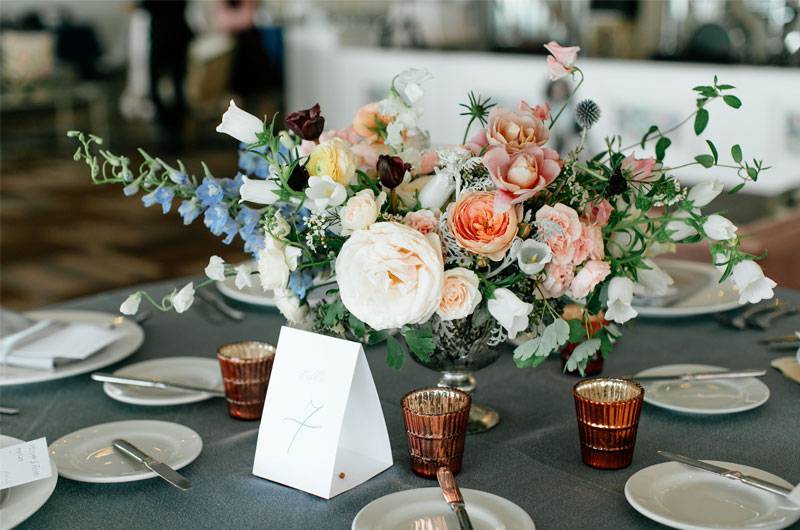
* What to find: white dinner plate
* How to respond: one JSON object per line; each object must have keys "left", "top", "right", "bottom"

{"left": 103, "top": 357, "right": 223, "bottom": 406}
{"left": 49, "top": 420, "right": 202, "bottom": 484}
{"left": 216, "top": 275, "right": 276, "bottom": 307}
{"left": 0, "top": 310, "right": 144, "bottom": 386}
{"left": 636, "top": 364, "right": 770, "bottom": 415}
{"left": 633, "top": 260, "right": 743, "bottom": 318}
{"left": 625, "top": 460, "right": 800, "bottom": 530}
{"left": 352, "top": 487, "right": 535, "bottom": 530}
{"left": 0, "top": 435, "right": 59, "bottom": 530}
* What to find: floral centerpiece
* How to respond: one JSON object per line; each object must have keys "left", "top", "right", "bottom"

{"left": 70, "top": 42, "right": 775, "bottom": 382}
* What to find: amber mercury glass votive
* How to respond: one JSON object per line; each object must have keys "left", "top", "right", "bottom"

{"left": 573, "top": 378, "right": 644, "bottom": 470}
{"left": 401, "top": 387, "right": 471, "bottom": 478}
{"left": 217, "top": 341, "right": 275, "bottom": 420}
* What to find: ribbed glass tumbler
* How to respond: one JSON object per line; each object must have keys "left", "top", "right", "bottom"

{"left": 401, "top": 387, "right": 471, "bottom": 478}
{"left": 217, "top": 341, "right": 276, "bottom": 421}
{"left": 573, "top": 378, "right": 644, "bottom": 469}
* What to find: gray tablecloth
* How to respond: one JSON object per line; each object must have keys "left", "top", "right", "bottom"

{"left": 3, "top": 281, "right": 799, "bottom": 529}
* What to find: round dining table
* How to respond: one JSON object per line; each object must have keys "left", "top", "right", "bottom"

{"left": 3, "top": 279, "right": 799, "bottom": 529}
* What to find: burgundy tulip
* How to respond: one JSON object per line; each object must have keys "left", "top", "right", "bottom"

{"left": 377, "top": 155, "right": 411, "bottom": 189}
{"left": 285, "top": 103, "right": 325, "bottom": 141}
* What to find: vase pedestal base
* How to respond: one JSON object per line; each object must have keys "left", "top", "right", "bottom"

{"left": 437, "top": 371, "right": 500, "bottom": 434}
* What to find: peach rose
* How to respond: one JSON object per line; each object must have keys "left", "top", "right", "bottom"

{"left": 419, "top": 150, "right": 439, "bottom": 175}
{"left": 535, "top": 203, "right": 582, "bottom": 264}
{"left": 448, "top": 191, "right": 520, "bottom": 261}
{"left": 436, "top": 267, "right": 482, "bottom": 321}
{"left": 572, "top": 223, "right": 605, "bottom": 265}
{"left": 485, "top": 101, "right": 550, "bottom": 152}
{"left": 404, "top": 209, "right": 439, "bottom": 235}
{"left": 568, "top": 260, "right": 611, "bottom": 299}
{"left": 483, "top": 145, "right": 561, "bottom": 213}
{"left": 584, "top": 199, "right": 612, "bottom": 227}
{"left": 540, "top": 262, "right": 574, "bottom": 299}
{"left": 352, "top": 102, "right": 390, "bottom": 143}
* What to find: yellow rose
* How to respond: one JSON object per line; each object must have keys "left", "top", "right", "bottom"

{"left": 307, "top": 138, "right": 356, "bottom": 186}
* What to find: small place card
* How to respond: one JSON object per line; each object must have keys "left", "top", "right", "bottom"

{"left": 252, "top": 327, "right": 393, "bottom": 499}
{"left": 0, "top": 437, "right": 53, "bottom": 489}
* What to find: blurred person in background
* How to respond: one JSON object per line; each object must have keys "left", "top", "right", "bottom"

{"left": 141, "top": 0, "right": 193, "bottom": 153}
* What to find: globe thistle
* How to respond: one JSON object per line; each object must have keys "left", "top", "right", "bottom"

{"left": 576, "top": 99, "right": 601, "bottom": 130}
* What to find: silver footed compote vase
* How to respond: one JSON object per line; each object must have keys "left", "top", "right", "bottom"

{"left": 406, "top": 311, "right": 506, "bottom": 434}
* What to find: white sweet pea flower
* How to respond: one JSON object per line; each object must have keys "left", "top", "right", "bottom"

{"left": 240, "top": 175, "right": 280, "bottom": 205}
{"left": 172, "top": 282, "right": 195, "bottom": 313}
{"left": 688, "top": 179, "right": 723, "bottom": 207}
{"left": 605, "top": 277, "right": 638, "bottom": 324}
{"left": 216, "top": 100, "right": 263, "bottom": 144}
{"left": 703, "top": 214, "right": 737, "bottom": 241}
{"left": 517, "top": 240, "right": 552, "bottom": 276}
{"left": 204, "top": 255, "right": 226, "bottom": 281}
{"left": 386, "top": 121, "right": 405, "bottom": 148}
{"left": 256, "top": 238, "right": 302, "bottom": 291}
{"left": 235, "top": 264, "right": 253, "bottom": 289}
{"left": 731, "top": 260, "right": 776, "bottom": 304}
{"left": 666, "top": 210, "right": 698, "bottom": 241}
{"left": 419, "top": 172, "right": 454, "bottom": 210}
{"left": 487, "top": 288, "right": 533, "bottom": 340}
{"left": 633, "top": 259, "right": 674, "bottom": 297}
{"left": 274, "top": 288, "right": 309, "bottom": 325}
{"left": 305, "top": 175, "right": 347, "bottom": 212}
{"left": 393, "top": 68, "right": 432, "bottom": 106}
{"left": 120, "top": 292, "right": 141, "bottom": 315}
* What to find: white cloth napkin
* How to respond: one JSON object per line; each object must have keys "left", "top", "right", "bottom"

{"left": 0, "top": 321, "right": 125, "bottom": 370}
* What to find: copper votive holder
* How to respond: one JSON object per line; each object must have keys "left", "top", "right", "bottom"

{"left": 217, "top": 341, "right": 275, "bottom": 421}
{"left": 573, "top": 378, "right": 644, "bottom": 470}
{"left": 401, "top": 387, "right": 471, "bottom": 478}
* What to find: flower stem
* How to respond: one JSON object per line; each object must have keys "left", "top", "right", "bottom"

{"left": 549, "top": 68, "right": 584, "bottom": 129}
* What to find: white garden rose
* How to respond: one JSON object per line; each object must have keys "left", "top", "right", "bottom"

{"left": 487, "top": 288, "right": 533, "bottom": 339}
{"left": 437, "top": 268, "right": 482, "bottom": 321}
{"left": 340, "top": 189, "right": 385, "bottom": 235}
{"left": 335, "top": 222, "right": 444, "bottom": 330}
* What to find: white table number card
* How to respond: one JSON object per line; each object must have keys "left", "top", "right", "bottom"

{"left": 0, "top": 437, "right": 53, "bottom": 489}
{"left": 252, "top": 327, "right": 393, "bottom": 499}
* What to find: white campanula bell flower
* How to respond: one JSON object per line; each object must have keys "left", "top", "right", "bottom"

{"left": 605, "top": 277, "right": 638, "bottom": 324}
{"left": 731, "top": 260, "right": 776, "bottom": 304}
{"left": 216, "top": 100, "right": 262, "bottom": 144}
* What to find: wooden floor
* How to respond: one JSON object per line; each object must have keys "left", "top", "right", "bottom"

{"left": 1, "top": 147, "right": 247, "bottom": 309}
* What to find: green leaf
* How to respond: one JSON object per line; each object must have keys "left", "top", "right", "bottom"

{"left": 717, "top": 84, "right": 735, "bottom": 90}
{"left": 513, "top": 318, "right": 569, "bottom": 366}
{"left": 599, "top": 330, "right": 613, "bottom": 358}
{"left": 567, "top": 319, "right": 585, "bottom": 343}
{"left": 565, "top": 339, "right": 601, "bottom": 373}
{"left": 321, "top": 301, "right": 346, "bottom": 328}
{"left": 731, "top": 144, "right": 742, "bottom": 163}
{"left": 746, "top": 167, "right": 758, "bottom": 180}
{"left": 655, "top": 137, "right": 671, "bottom": 162}
{"left": 694, "top": 108, "right": 709, "bottom": 135}
{"left": 728, "top": 182, "right": 745, "bottom": 194}
{"left": 723, "top": 95, "right": 742, "bottom": 109}
{"left": 640, "top": 125, "right": 659, "bottom": 149}
{"left": 586, "top": 288, "right": 602, "bottom": 315}
{"left": 386, "top": 335, "right": 405, "bottom": 370}
{"left": 694, "top": 154, "right": 715, "bottom": 168}
{"left": 347, "top": 314, "right": 365, "bottom": 338}
{"left": 706, "top": 140, "right": 718, "bottom": 163}
{"left": 402, "top": 326, "right": 435, "bottom": 363}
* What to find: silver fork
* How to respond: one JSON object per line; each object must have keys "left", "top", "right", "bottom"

{"left": 717, "top": 300, "right": 782, "bottom": 330}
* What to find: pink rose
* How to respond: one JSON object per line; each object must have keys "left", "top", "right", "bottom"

{"left": 621, "top": 153, "right": 657, "bottom": 182}
{"left": 404, "top": 209, "right": 439, "bottom": 235}
{"left": 483, "top": 145, "right": 561, "bottom": 213}
{"left": 535, "top": 203, "right": 582, "bottom": 264}
{"left": 486, "top": 101, "right": 550, "bottom": 152}
{"left": 352, "top": 102, "right": 390, "bottom": 143}
{"left": 419, "top": 150, "right": 439, "bottom": 175}
{"left": 448, "top": 191, "right": 521, "bottom": 261}
{"left": 571, "top": 224, "right": 605, "bottom": 266}
{"left": 568, "top": 260, "right": 611, "bottom": 299}
{"left": 584, "top": 199, "right": 612, "bottom": 226}
{"left": 544, "top": 41, "right": 580, "bottom": 81}
{"left": 351, "top": 141, "right": 391, "bottom": 172}
{"left": 540, "top": 262, "right": 574, "bottom": 299}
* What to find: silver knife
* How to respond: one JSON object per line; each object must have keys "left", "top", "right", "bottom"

{"left": 436, "top": 467, "right": 474, "bottom": 530}
{"left": 91, "top": 372, "right": 225, "bottom": 397}
{"left": 658, "top": 451, "right": 792, "bottom": 497}
{"left": 112, "top": 439, "right": 192, "bottom": 490}
{"left": 628, "top": 369, "right": 766, "bottom": 382}
{"left": 198, "top": 289, "right": 245, "bottom": 321}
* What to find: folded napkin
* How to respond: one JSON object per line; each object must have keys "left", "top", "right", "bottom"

{"left": 0, "top": 318, "right": 125, "bottom": 370}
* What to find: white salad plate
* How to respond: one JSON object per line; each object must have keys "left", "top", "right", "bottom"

{"left": 0, "top": 435, "right": 59, "bottom": 530}
{"left": 49, "top": 420, "right": 202, "bottom": 484}
{"left": 625, "top": 460, "right": 800, "bottom": 530}
{"left": 633, "top": 260, "right": 743, "bottom": 318}
{"left": 103, "top": 357, "right": 223, "bottom": 406}
{"left": 636, "top": 364, "right": 770, "bottom": 415}
{"left": 0, "top": 310, "right": 145, "bottom": 386}
{"left": 352, "top": 487, "right": 535, "bottom": 530}
{"left": 216, "top": 275, "right": 275, "bottom": 307}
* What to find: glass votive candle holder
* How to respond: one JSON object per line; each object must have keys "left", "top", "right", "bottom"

{"left": 217, "top": 341, "right": 276, "bottom": 421}
{"left": 401, "top": 387, "right": 471, "bottom": 478}
{"left": 573, "top": 378, "right": 644, "bottom": 470}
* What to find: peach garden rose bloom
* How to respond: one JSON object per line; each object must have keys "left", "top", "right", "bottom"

{"left": 571, "top": 223, "right": 605, "bottom": 265}
{"left": 540, "top": 262, "right": 574, "bottom": 299}
{"left": 448, "top": 191, "right": 521, "bottom": 261}
{"left": 482, "top": 145, "right": 561, "bottom": 212}
{"left": 584, "top": 199, "right": 612, "bottom": 226}
{"left": 404, "top": 209, "right": 439, "bottom": 235}
{"left": 352, "top": 102, "right": 390, "bottom": 143}
{"left": 535, "top": 203, "right": 582, "bottom": 264}
{"left": 485, "top": 101, "right": 550, "bottom": 152}
{"left": 436, "top": 267, "right": 482, "bottom": 321}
